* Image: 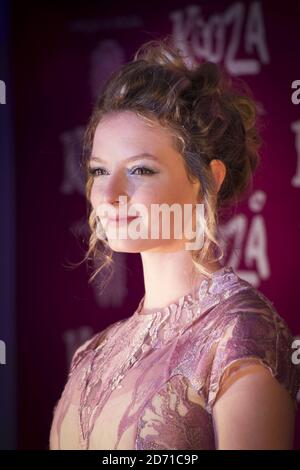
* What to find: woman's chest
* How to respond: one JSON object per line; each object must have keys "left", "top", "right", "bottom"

{"left": 50, "top": 362, "right": 215, "bottom": 450}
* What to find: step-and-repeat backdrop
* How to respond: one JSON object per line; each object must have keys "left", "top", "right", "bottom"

{"left": 1, "top": 0, "right": 299, "bottom": 449}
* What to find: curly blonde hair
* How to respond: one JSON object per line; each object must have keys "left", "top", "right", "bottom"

{"left": 76, "top": 35, "right": 263, "bottom": 292}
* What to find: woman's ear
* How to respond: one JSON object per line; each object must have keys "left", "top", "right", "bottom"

{"left": 210, "top": 159, "right": 226, "bottom": 193}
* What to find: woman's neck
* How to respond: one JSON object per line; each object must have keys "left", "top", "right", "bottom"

{"left": 140, "top": 250, "right": 222, "bottom": 310}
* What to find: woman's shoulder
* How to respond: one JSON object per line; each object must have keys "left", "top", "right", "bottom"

{"left": 184, "top": 268, "right": 300, "bottom": 413}
{"left": 199, "top": 271, "right": 300, "bottom": 412}
{"left": 205, "top": 267, "right": 294, "bottom": 339}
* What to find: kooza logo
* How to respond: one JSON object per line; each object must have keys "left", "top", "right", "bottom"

{"left": 0, "top": 80, "right": 6, "bottom": 104}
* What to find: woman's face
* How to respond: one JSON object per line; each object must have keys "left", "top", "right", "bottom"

{"left": 89, "top": 110, "right": 201, "bottom": 253}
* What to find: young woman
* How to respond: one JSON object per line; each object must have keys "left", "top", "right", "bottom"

{"left": 50, "top": 37, "right": 300, "bottom": 450}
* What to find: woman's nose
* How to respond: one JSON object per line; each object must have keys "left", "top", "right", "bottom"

{"left": 100, "top": 172, "right": 129, "bottom": 206}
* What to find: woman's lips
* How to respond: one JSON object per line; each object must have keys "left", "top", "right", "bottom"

{"left": 106, "top": 216, "right": 141, "bottom": 224}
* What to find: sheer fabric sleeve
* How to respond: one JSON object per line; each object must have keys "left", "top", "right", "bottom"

{"left": 206, "top": 308, "right": 300, "bottom": 414}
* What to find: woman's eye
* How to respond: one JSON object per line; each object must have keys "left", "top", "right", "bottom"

{"left": 88, "top": 166, "right": 157, "bottom": 177}
{"left": 130, "top": 166, "right": 157, "bottom": 176}
{"left": 88, "top": 167, "right": 108, "bottom": 177}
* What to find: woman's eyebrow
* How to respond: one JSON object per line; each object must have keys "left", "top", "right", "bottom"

{"left": 89, "top": 153, "right": 160, "bottom": 164}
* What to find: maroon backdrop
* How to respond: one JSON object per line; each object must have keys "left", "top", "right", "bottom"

{"left": 11, "top": 0, "right": 300, "bottom": 449}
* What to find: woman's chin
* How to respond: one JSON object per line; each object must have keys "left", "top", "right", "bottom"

{"left": 106, "top": 238, "right": 151, "bottom": 253}
{"left": 106, "top": 237, "right": 186, "bottom": 253}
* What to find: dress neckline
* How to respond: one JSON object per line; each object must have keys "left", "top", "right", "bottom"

{"left": 134, "top": 265, "right": 234, "bottom": 318}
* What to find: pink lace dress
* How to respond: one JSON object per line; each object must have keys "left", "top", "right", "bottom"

{"left": 49, "top": 266, "right": 300, "bottom": 450}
